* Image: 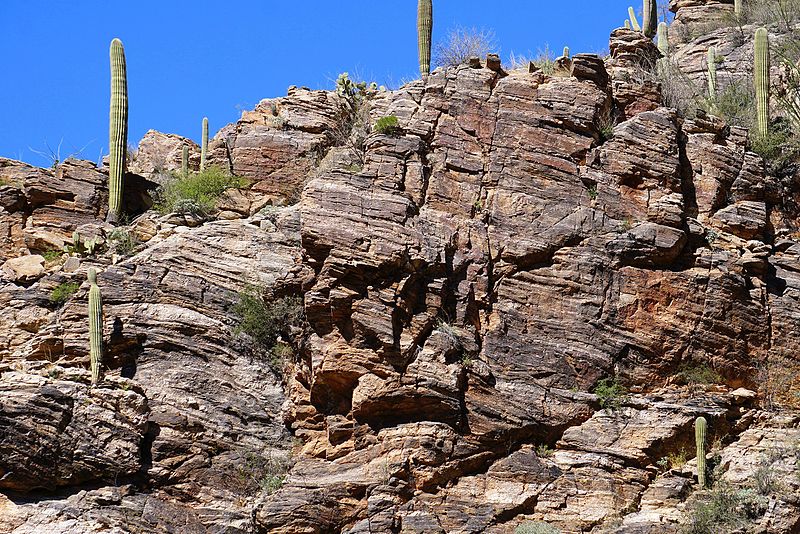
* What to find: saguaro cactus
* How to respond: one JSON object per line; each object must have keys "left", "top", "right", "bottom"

{"left": 735, "top": 0, "right": 743, "bottom": 17}
{"left": 417, "top": 0, "right": 433, "bottom": 80}
{"left": 200, "top": 117, "right": 209, "bottom": 171}
{"left": 707, "top": 47, "right": 718, "bottom": 101}
{"left": 628, "top": 7, "right": 641, "bottom": 32}
{"left": 563, "top": 46, "right": 570, "bottom": 58}
{"left": 755, "top": 27, "right": 770, "bottom": 138}
{"left": 88, "top": 268, "right": 104, "bottom": 385}
{"left": 695, "top": 416, "right": 707, "bottom": 487}
{"left": 643, "top": 0, "right": 657, "bottom": 38}
{"left": 182, "top": 145, "right": 189, "bottom": 176}
{"left": 108, "top": 38, "right": 128, "bottom": 222}
{"left": 657, "top": 22, "right": 669, "bottom": 58}
{"left": 625, "top": 20, "right": 631, "bottom": 30}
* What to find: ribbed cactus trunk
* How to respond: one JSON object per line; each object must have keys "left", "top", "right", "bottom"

{"left": 628, "top": 7, "right": 641, "bottom": 32}
{"left": 417, "top": 0, "right": 433, "bottom": 81}
{"left": 657, "top": 22, "right": 669, "bottom": 57}
{"left": 88, "top": 268, "right": 104, "bottom": 385}
{"left": 735, "top": 0, "right": 743, "bottom": 18}
{"left": 625, "top": 20, "right": 631, "bottom": 30}
{"left": 200, "top": 117, "right": 209, "bottom": 171}
{"left": 563, "top": 46, "right": 570, "bottom": 58}
{"left": 755, "top": 28, "right": 770, "bottom": 138}
{"left": 182, "top": 145, "right": 189, "bottom": 176}
{"left": 642, "top": 0, "right": 657, "bottom": 38}
{"left": 707, "top": 47, "right": 718, "bottom": 101}
{"left": 695, "top": 416, "right": 707, "bottom": 487}
{"left": 108, "top": 39, "right": 128, "bottom": 223}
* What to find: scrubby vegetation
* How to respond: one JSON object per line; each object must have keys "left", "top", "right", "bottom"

{"left": 108, "top": 228, "right": 138, "bottom": 256}
{"left": 374, "top": 115, "right": 401, "bottom": 135}
{"left": 682, "top": 484, "right": 768, "bottom": 534}
{"left": 594, "top": 378, "right": 628, "bottom": 410}
{"left": 153, "top": 165, "right": 247, "bottom": 215}
{"left": 232, "top": 285, "right": 304, "bottom": 371}
{"left": 50, "top": 281, "right": 80, "bottom": 305}
{"left": 434, "top": 27, "right": 497, "bottom": 67}
{"left": 235, "top": 451, "right": 293, "bottom": 496}
{"left": 515, "top": 522, "right": 560, "bottom": 534}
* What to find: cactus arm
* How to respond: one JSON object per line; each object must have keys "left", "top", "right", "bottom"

{"left": 625, "top": 20, "right": 631, "bottom": 29}
{"left": 643, "top": 0, "right": 657, "bottom": 38}
{"left": 707, "top": 47, "right": 718, "bottom": 101}
{"left": 417, "top": 0, "right": 433, "bottom": 80}
{"left": 108, "top": 38, "right": 128, "bottom": 222}
{"left": 695, "top": 416, "right": 707, "bottom": 487}
{"left": 755, "top": 27, "right": 770, "bottom": 138}
{"left": 628, "top": 7, "right": 641, "bottom": 32}
{"left": 201, "top": 117, "right": 209, "bottom": 171}
{"left": 563, "top": 46, "right": 570, "bottom": 58}
{"left": 657, "top": 22, "right": 669, "bottom": 57}
{"left": 88, "top": 268, "right": 104, "bottom": 385}
{"left": 182, "top": 145, "right": 189, "bottom": 176}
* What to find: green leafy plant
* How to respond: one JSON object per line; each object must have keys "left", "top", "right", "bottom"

{"left": 536, "top": 444, "right": 555, "bottom": 458}
{"left": 108, "top": 228, "right": 138, "bottom": 256}
{"left": 374, "top": 115, "right": 401, "bottom": 135}
{"left": 587, "top": 185, "right": 598, "bottom": 200}
{"left": 154, "top": 166, "right": 247, "bottom": 215}
{"left": 515, "top": 522, "right": 560, "bottom": 534}
{"left": 50, "top": 282, "right": 80, "bottom": 305}
{"left": 681, "top": 484, "right": 768, "bottom": 534}
{"left": 232, "top": 285, "right": 304, "bottom": 370}
{"left": 676, "top": 363, "right": 723, "bottom": 386}
{"left": 594, "top": 378, "right": 628, "bottom": 410}
{"left": 42, "top": 248, "right": 63, "bottom": 263}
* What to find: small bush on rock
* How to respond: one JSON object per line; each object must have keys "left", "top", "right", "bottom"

{"left": 50, "top": 282, "right": 80, "bottom": 305}
{"left": 515, "top": 522, "right": 560, "bottom": 534}
{"left": 594, "top": 378, "right": 628, "bottom": 410}
{"left": 154, "top": 166, "right": 247, "bottom": 215}
{"left": 682, "top": 484, "right": 768, "bottom": 534}
{"left": 374, "top": 115, "right": 401, "bottom": 136}
{"left": 434, "top": 27, "right": 497, "bottom": 68}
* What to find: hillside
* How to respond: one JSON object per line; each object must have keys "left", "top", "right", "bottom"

{"left": 1, "top": 1, "right": 800, "bottom": 533}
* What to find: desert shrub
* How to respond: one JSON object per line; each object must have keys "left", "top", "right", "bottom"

{"left": 515, "top": 522, "right": 560, "bottom": 534}
{"left": 232, "top": 285, "right": 304, "bottom": 368}
{"left": 594, "top": 378, "right": 628, "bottom": 410}
{"left": 108, "top": 228, "right": 138, "bottom": 256}
{"left": 374, "top": 115, "right": 401, "bottom": 136}
{"left": 235, "top": 451, "right": 292, "bottom": 496}
{"left": 682, "top": 484, "right": 768, "bottom": 534}
{"left": 712, "top": 77, "right": 756, "bottom": 128}
{"left": 50, "top": 282, "right": 80, "bottom": 305}
{"left": 434, "top": 27, "right": 497, "bottom": 68}
{"left": 154, "top": 166, "right": 247, "bottom": 215}
{"left": 659, "top": 448, "right": 689, "bottom": 470}
{"left": 739, "top": 0, "right": 800, "bottom": 28}
{"left": 676, "top": 364, "right": 723, "bottom": 386}
{"left": 536, "top": 444, "right": 555, "bottom": 458}
{"left": 41, "top": 248, "right": 63, "bottom": 263}
{"left": 330, "top": 72, "right": 379, "bottom": 166}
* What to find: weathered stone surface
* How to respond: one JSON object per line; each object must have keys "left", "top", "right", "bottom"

{"left": 0, "top": 371, "right": 148, "bottom": 492}
{"left": 1, "top": 254, "right": 45, "bottom": 283}
{"left": 129, "top": 129, "right": 200, "bottom": 181}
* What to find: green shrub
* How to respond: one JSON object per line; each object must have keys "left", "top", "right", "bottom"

{"left": 50, "top": 282, "right": 80, "bottom": 305}
{"left": 515, "top": 522, "right": 560, "bottom": 534}
{"left": 41, "top": 249, "right": 63, "bottom": 263}
{"left": 108, "top": 228, "right": 138, "bottom": 256}
{"left": 154, "top": 166, "right": 247, "bottom": 215}
{"left": 682, "top": 484, "right": 768, "bottom": 534}
{"left": 587, "top": 185, "right": 598, "bottom": 200}
{"left": 536, "top": 444, "right": 555, "bottom": 458}
{"left": 233, "top": 286, "right": 304, "bottom": 367}
{"left": 236, "top": 451, "right": 292, "bottom": 496}
{"left": 594, "top": 378, "right": 627, "bottom": 410}
{"left": 374, "top": 115, "right": 401, "bottom": 135}
{"left": 676, "top": 364, "right": 723, "bottom": 386}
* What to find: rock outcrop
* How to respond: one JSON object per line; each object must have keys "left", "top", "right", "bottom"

{"left": 1, "top": 5, "right": 799, "bottom": 533}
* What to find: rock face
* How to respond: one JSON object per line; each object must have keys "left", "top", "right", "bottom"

{"left": 1, "top": 12, "right": 800, "bottom": 534}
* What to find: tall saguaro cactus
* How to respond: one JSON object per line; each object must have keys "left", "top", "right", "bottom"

{"left": 417, "top": 0, "right": 433, "bottom": 81}
{"left": 201, "top": 117, "right": 209, "bottom": 171}
{"left": 735, "top": 0, "right": 743, "bottom": 18}
{"left": 707, "top": 47, "right": 718, "bottom": 101}
{"left": 108, "top": 38, "right": 128, "bottom": 222}
{"left": 628, "top": 7, "right": 641, "bottom": 32}
{"left": 182, "top": 145, "right": 189, "bottom": 176}
{"left": 642, "top": 0, "right": 657, "bottom": 38}
{"left": 88, "top": 268, "right": 104, "bottom": 385}
{"left": 755, "top": 27, "right": 770, "bottom": 138}
{"left": 657, "top": 22, "right": 669, "bottom": 57}
{"left": 695, "top": 416, "right": 707, "bottom": 487}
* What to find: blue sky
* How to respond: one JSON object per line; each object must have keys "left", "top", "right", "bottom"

{"left": 1, "top": 1, "right": 647, "bottom": 167}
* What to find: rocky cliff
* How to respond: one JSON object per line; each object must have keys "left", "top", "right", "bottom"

{"left": 2, "top": 1, "right": 800, "bottom": 533}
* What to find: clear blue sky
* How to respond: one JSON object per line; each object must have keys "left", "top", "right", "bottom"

{"left": 1, "top": 1, "right": 643, "bottom": 167}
